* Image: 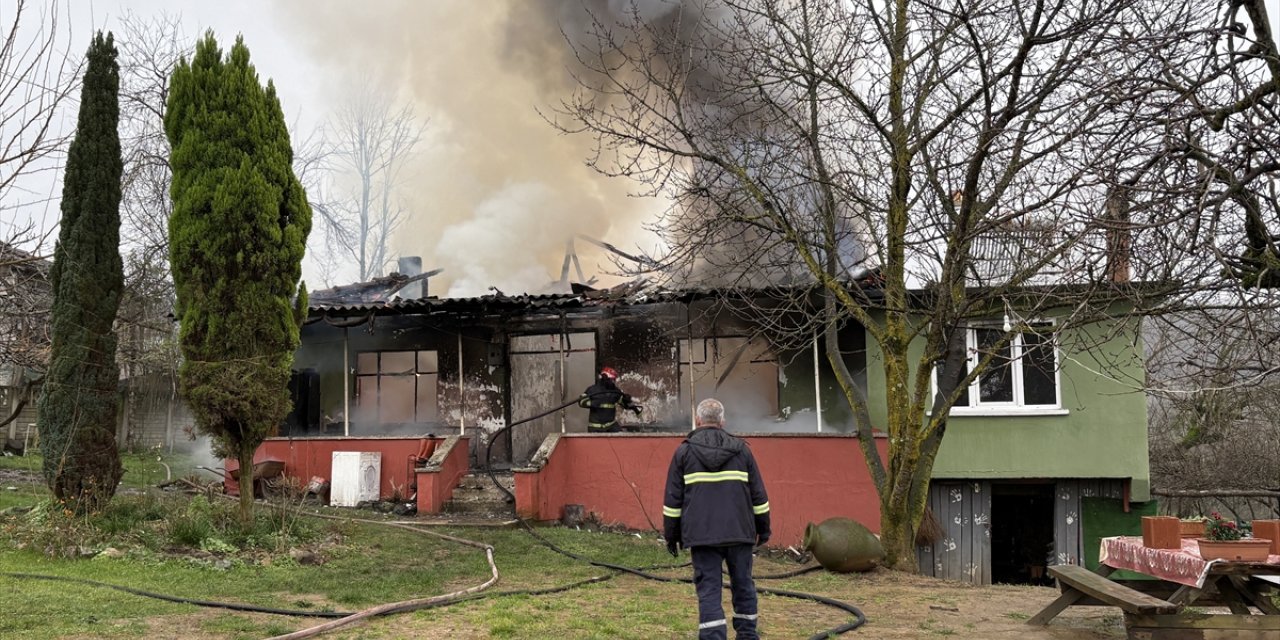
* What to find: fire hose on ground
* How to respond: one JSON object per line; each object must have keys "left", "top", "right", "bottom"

{"left": 2, "top": 393, "right": 867, "bottom": 639}
{"left": 482, "top": 395, "right": 868, "bottom": 639}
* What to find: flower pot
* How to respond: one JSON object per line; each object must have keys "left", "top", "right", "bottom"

{"left": 1252, "top": 520, "right": 1280, "bottom": 555}
{"left": 1196, "top": 538, "right": 1272, "bottom": 562}
{"left": 1141, "top": 516, "right": 1181, "bottom": 549}
{"left": 1179, "top": 519, "right": 1206, "bottom": 538}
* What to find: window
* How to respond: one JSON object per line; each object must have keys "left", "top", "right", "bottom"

{"left": 355, "top": 350, "right": 439, "bottom": 424}
{"left": 936, "top": 323, "right": 1062, "bottom": 414}
{"left": 678, "top": 337, "right": 779, "bottom": 417}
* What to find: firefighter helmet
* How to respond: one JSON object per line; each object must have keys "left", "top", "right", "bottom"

{"left": 600, "top": 367, "right": 619, "bottom": 380}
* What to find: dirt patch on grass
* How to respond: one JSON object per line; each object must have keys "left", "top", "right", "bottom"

{"left": 336, "top": 565, "right": 1126, "bottom": 639}
{"left": 0, "top": 467, "right": 41, "bottom": 485}
{"left": 816, "top": 569, "right": 1123, "bottom": 639}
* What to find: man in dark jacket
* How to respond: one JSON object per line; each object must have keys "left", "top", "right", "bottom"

{"left": 663, "top": 398, "right": 770, "bottom": 640}
{"left": 578, "top": 367, "right": 641, "bottom": 432}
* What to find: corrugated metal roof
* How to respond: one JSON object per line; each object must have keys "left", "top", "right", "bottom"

{"left": 310, "top": 291, "right": 590, "bottom": 314}
{"left": 307, "top": 276, "right": 889, "bottom": 317}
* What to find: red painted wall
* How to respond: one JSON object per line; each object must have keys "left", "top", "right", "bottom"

{"left": 515, "top": 433, "right": 888, "bottom": 549}
{"left": 229, "top": 436, "right": 440, "bottom": 500}
{"left": 416, "top": 437, "right": 472, "bottom": 514}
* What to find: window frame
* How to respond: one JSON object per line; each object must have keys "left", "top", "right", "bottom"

{"left": 678, "top": 336, "right": 780, "bottom": 417}
{"left": 355, "top": 349, "right": 440, "bottom": 424}
{"left": 934, "top": 321, "right": 1067, "bottom": 416}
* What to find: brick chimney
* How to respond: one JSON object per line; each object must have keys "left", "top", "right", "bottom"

{"left": 1104, "top": 188, "right": 1131, "bottom": 283}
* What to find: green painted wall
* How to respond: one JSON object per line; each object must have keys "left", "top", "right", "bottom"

{"left": 864, "top": 315, "right": 1151, "bottom": 500}
{"left": 1082, "top": 497, "right": 1158, "bottom": 578}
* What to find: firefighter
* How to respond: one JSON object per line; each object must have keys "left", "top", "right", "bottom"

{"left": 663, "top": 398, "right": 770, "bottom": 640}
{"left": 577, "top": 366, "right": 642, "bottom": 432}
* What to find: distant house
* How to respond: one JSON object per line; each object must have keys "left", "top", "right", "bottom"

{"left": 0, "top": 243, "right": 51, "bottom": 449}
{"left": 289, "top": 270, "right": 1153, "bottom": 584}
{"left": 1, "top": 242, "right": 190, "bottom": 453}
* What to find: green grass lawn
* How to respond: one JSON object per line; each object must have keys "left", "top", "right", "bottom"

{"left": 0, "top": 461, "right": 709, "bottom": 640}
{"left": 0, "top": 452, "right": 855, "bottom": 639}
{"left": 0, "top": 512, "right": 701, "bottom": 639}
{"left": 2, "top": 452, "right": 1092, "bottom": 639}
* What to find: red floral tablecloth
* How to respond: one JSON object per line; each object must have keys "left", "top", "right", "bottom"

{"left": 1099, "top": 536, "right": 1280, "bottom": 588}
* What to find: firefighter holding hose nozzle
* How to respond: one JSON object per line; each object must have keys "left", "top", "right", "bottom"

{"left": 578, "top": 366, "right": 642, "bottom": 432}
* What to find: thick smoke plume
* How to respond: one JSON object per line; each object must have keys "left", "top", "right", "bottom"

{"left": 275, "top": 1, "right": 697, "bottom": 296}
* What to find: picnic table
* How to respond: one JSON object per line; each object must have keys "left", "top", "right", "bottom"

{"left": 1029, "top": 536, "right": 1280, "bottom": 639}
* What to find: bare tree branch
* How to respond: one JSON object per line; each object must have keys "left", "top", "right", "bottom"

{"left": 302, "top": 86, "right": 425, "bottom": 282}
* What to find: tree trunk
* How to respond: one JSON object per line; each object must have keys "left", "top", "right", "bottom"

{"left": 880, "top": 492, "right": 919, "bottom": 571}
{"left": 237, "top": 446, "right": 255, "bottom": 524}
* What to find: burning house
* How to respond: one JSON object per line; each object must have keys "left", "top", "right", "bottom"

{"left": 259, "top": 261, "right": 1155, "bottom": 587}
{"left": 294, "top": 273, "right": 868, "bottom": 463}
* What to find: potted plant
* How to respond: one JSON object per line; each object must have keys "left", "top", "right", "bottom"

{"left": 1179, "top": 516, "right": 1206, "bottom": 538}
{"left": 1196, "top": 512, "right": 1272, "bottom": 562}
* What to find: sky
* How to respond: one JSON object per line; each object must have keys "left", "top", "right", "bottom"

{"left": 5, "top": 0, "right": 1280, "bottom": 296}
{"left": 2, "top": 0, "right": 666, "bottom": 296}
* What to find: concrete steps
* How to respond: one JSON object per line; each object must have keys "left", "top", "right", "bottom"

{"left": 442, "top": 471, "right": 516, "bottom": 519}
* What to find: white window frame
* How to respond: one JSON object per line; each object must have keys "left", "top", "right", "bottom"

{"left": 935, "top": 321, "right": 1067, "bottom": 416}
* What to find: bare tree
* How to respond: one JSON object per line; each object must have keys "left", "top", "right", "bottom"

{"left": 1143, "top": 305, "right": 1280, "bottom": 523}
{"left": 0, "top": 0, "right": 74, "bottom": 397}
{"left": 107, "top": 12, "right": 191, "bottom": 420}
{"left": 307, "top": 87, "right": 423, "bottom": 282}
{"left": 116, "top": 11, "right": 187, "bottom": 262}
{"left": 553, "top": 0, "right": 1236, "bottom": 568}
{"left": 0, "top": 0, "right": 76, "bottom": 213}
{"left": 1125, "top": 0, "right": 1280, "bottom": 288}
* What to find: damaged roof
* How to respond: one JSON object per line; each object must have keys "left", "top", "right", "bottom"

{"left": 309, "top": 278, "right": 700, "bottom": 316}
{"left": 309, "top": 269, "right": 441, "bottom": 306}
{"left": 306, "top": 271, "right": 890, "bottom": 321}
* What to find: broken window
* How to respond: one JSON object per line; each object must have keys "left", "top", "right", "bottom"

{"left": 355, "top": 350, "right": 439, "bottom": 423}
{"left": 678, "top": 337, "right": 779, "bottom": 418}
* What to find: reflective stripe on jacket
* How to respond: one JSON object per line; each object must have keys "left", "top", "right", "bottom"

{"left": 578, "top": 381, "right": 634, "bottom": 426}
{"left": 662, "top": 427, "right": 770, "bottom": 547}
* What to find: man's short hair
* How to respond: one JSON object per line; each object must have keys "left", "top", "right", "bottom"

{"left": 696, "top": 398, "right": 725, "bottom": 426}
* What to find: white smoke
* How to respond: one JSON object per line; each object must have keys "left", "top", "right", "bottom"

{"left": 435, "top": 183, "right": 572, "bottom": 296}
{"left": 273, "top": 1, "right": 685, "bottom": 296}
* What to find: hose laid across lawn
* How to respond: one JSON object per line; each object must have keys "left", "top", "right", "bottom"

{"left": 1, "top": 394, "right": 866, "bottom": 638}
{"left": 484, "top": 396, "right": 869, "bottom": 639}
{"left": 1, "top": 572, "right": 353, "bottom": 618}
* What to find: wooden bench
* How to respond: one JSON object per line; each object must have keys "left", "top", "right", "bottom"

{"left": 1028, "top": 564, "right": 1179, "bottom": 626}
{"left": 1068, "top": 578, "right": 1273, "bottom": 609}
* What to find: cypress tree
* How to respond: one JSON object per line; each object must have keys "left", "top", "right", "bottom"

{"left": 36, "top": 32, "right": 125, "bottom": 513}
{"left": 165, "top": 33, "right": 311, "bottom": 522}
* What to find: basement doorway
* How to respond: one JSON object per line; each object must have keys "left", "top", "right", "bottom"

{"left": 990, "top": 483, "right": 1056, "bottom": 586}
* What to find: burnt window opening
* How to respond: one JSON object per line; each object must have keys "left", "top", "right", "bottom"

{"left": 678, "top": 337, "right": 779, "bottom": 420}
{"left": 355, "top": 350, "right": 439, "bottom": 424}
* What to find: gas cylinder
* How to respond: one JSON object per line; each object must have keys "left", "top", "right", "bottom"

{"left": 802, "top": 517, "right": 885, "bottom": 573}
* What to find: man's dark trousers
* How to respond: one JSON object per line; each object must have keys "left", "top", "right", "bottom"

{"left": 691, "top": 543, "right": 758, "bottom": 640}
